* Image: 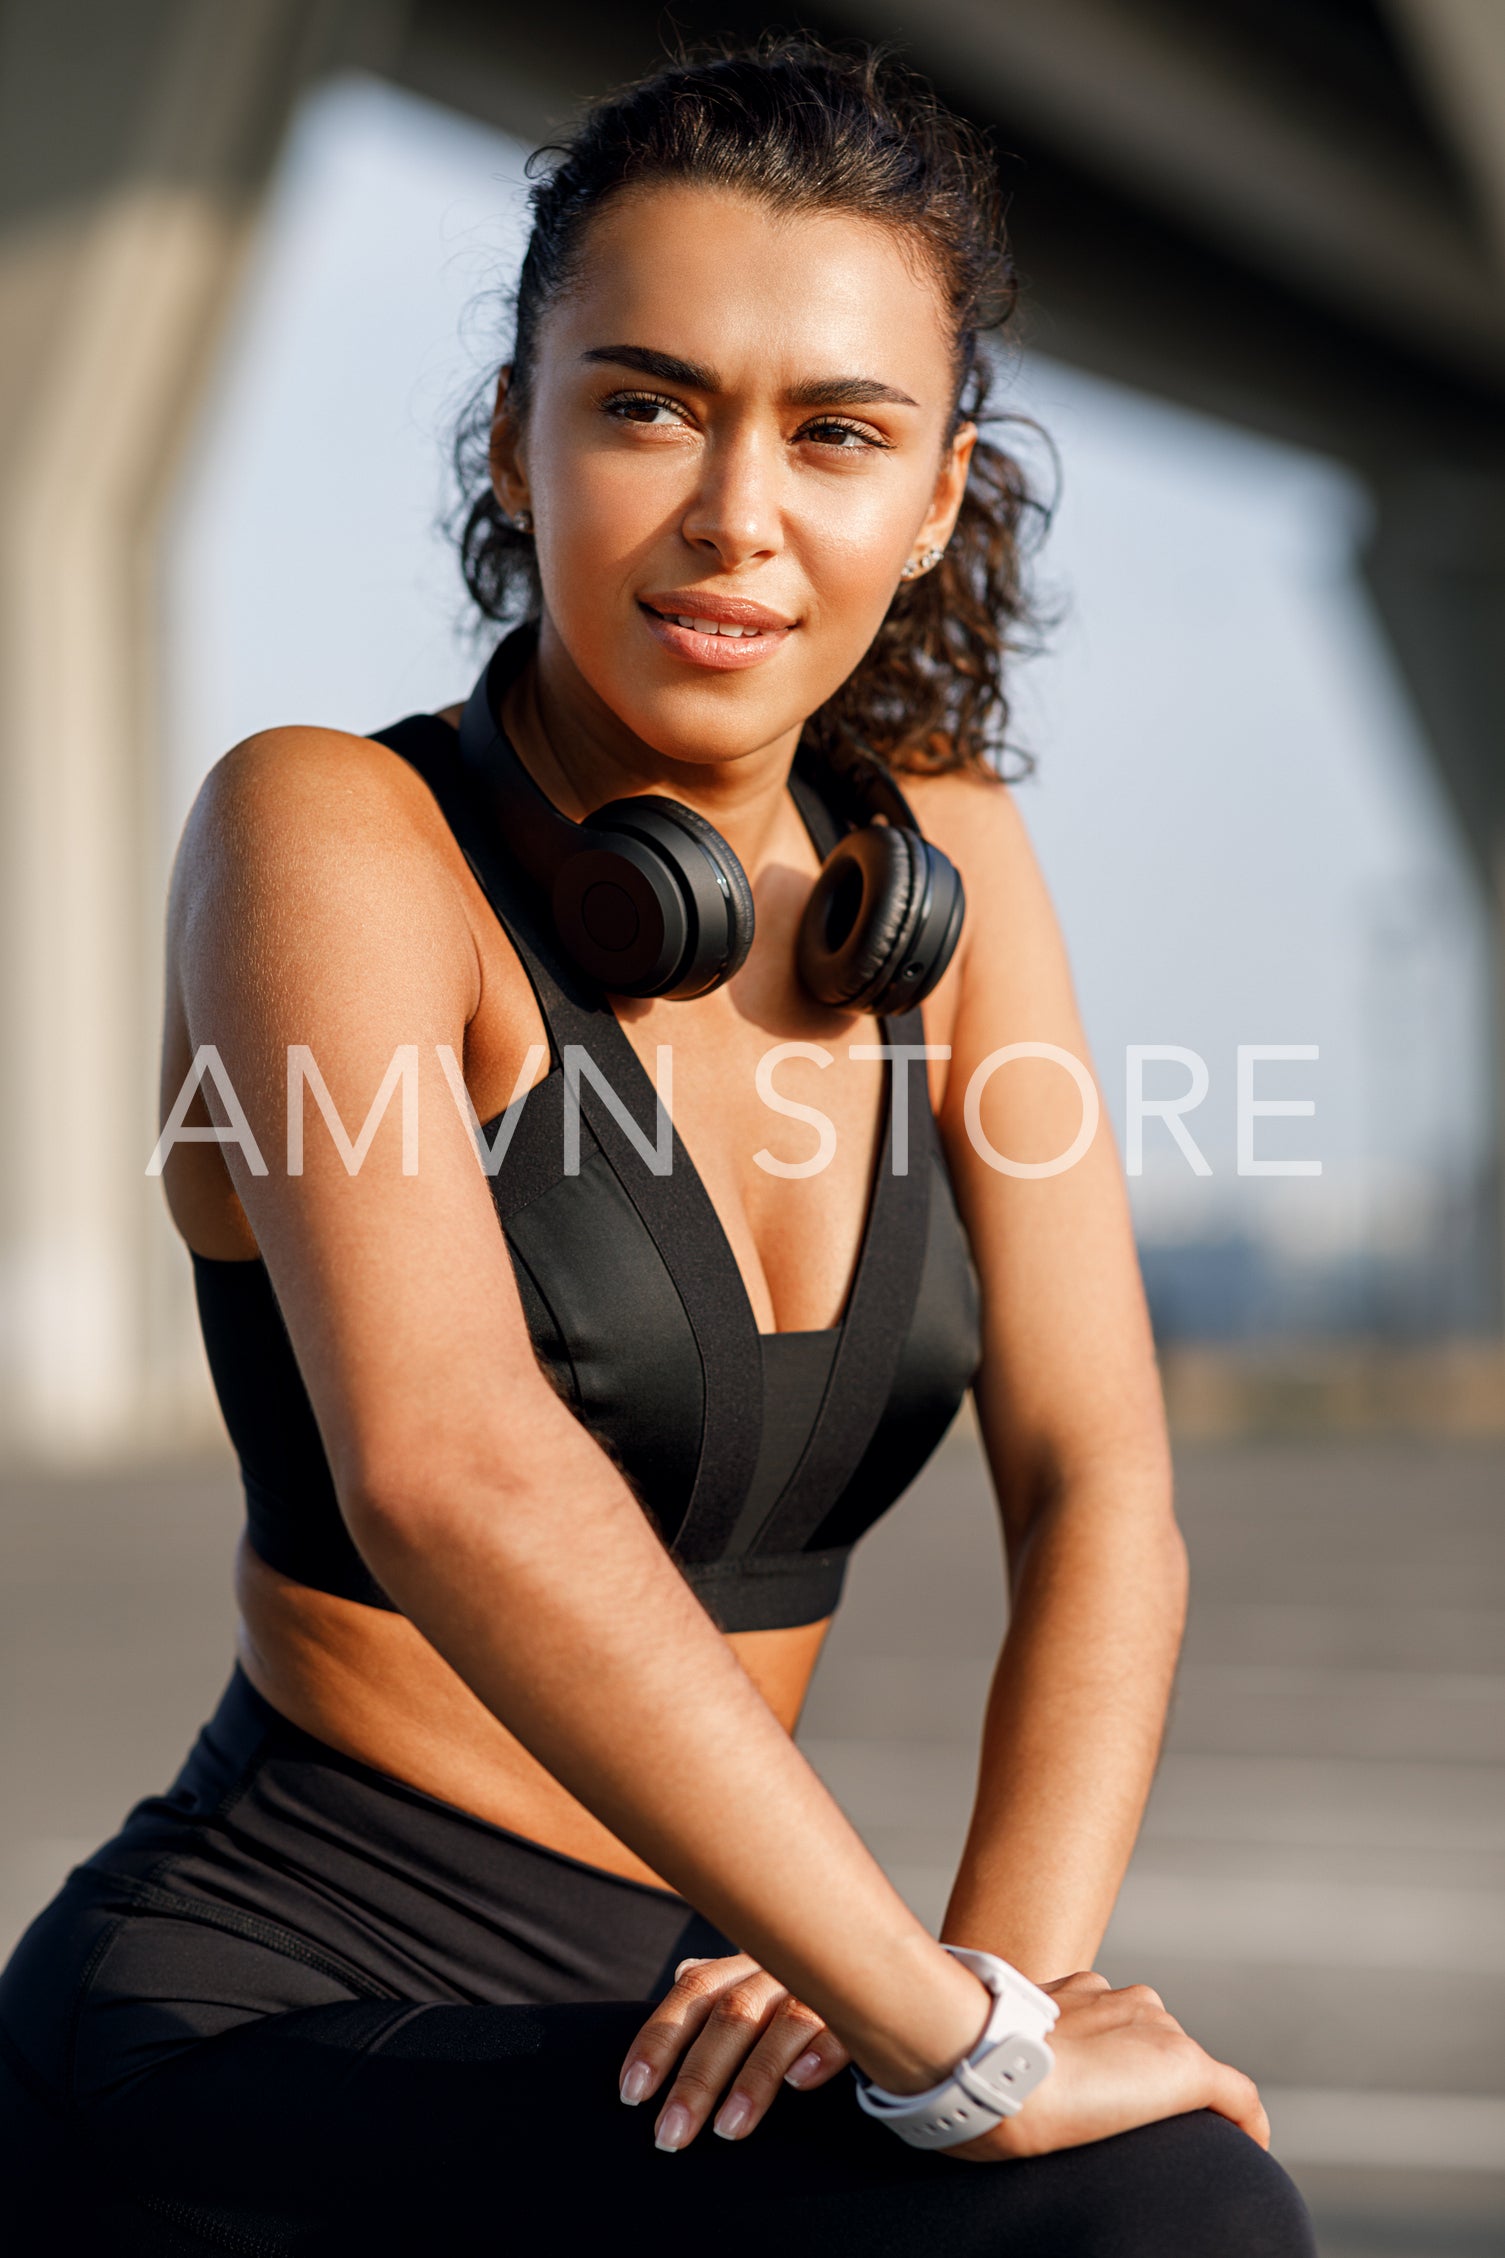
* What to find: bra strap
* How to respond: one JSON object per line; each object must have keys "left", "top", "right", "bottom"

{"left": 372, "top": 713, "right": 585, "bottom": 1067}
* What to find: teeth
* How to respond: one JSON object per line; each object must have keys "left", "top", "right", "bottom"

{"left": 673, "top": 614, "right": 754, "bottom": 637}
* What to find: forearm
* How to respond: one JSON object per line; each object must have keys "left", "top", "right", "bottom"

{"left": 942, "top": 1478, "right": 1187, "bottom": 1979}
{"left": 346, "top": 1390, "right": 987, "bottom": 2090}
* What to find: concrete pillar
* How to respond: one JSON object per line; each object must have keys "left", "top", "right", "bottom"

{"left": 0, "top": 0, "right": 388, "bottom": 1459}
{"left": 1383, "top": 1, "right": 1505, "bottom": 1331}
{"left": 1364, "top": 466, "right": 1505, "bottom": 1330}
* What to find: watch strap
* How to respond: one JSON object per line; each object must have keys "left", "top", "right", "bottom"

{"left": 853, "top": 1945, "right": 1058, "bottom": 2151}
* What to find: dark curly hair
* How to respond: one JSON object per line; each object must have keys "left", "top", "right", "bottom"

{"left": 452, "top": 35, "right": 1049, "bottom": 778}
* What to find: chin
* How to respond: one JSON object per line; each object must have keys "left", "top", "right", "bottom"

{"left": 623, "top": 681, "right": 812, "bottom": 770}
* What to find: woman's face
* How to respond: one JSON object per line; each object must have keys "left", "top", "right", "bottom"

{"left": 494, "top": 184, "right": 975, "bottom": 772}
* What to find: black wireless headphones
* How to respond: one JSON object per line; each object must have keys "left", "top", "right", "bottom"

{"left": 456, "top": 627, "right": 965, "bottom": 1013}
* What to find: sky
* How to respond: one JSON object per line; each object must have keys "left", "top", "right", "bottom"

{"left": 163, "top": 71, "right": 1495, "bottom": 1290}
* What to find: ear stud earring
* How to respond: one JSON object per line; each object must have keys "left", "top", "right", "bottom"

{"left": 899, "top": 544, "right": 945, "bottom": 581}
{"left": 510, "top": 509, "right": 534, "bottom": 535}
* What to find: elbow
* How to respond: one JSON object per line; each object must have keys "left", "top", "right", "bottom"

{"left": 1159, "top": 1509, "right": 1190, "bottom": 1635}
{"left": 338, "top": 1466, "right": 434, "bottom": 1563}
{"left": 333, "top": 1378, "right": 584, "bottom": 1587}
{"left": 335, "top": 1438, "right": 521, "bottom": 1581}
{"left": 1010, "top": 1446, "right": 1188, "bottom": 1627}
{"left": 1119, "top": 1444, "right": 1188, "bottom": 1625}
{"left": 1126, "top": 1451, "right": 1189, "bottom": 1644}
{"left": 336, "top": 1468, "right": 459, "bottom": 1594}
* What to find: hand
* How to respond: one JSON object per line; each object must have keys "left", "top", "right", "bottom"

{"left": 949, "top": 1971, "right": 1270, "bottom": 2161}
{"left": 618, "top": 1954, "right": 851, "bottom": 2151}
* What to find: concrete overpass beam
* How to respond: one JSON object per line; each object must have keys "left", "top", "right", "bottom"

{"left": 0, "top": 0, "right": 392, "bottom": 1459}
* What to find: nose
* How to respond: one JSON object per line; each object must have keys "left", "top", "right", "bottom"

{"left": 678, "top": 420, "right": 781, "bottom": 570}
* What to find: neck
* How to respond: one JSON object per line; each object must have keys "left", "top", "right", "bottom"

{"left": 501, "top": 613, "right": 806, "bottom": 876}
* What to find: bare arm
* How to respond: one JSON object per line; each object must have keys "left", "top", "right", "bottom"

{"left": 169, "top": 728, "right": 986, "bottom": 2094}
{"left": 931, "top": 774, "right": 1186, "bottom": 1979}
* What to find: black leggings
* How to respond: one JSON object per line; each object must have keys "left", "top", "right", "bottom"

{"left": 0, "top": 1670, "right": 1315, "bottom": 2256}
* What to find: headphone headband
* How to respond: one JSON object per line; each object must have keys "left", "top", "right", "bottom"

{"left": 799, "top": 738, "right": 924, "bottom": 839}
{"left": 456, "top": 626, "right": 577, "bottom": 880}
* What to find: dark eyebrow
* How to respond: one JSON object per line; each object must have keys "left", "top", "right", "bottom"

{"left": 581, "top": 345, "right": 918, "bottom": 412}
{"left": 783, "top": 375, "right": 919, "bottom": 410}
{"left": 581, "top": 344, "right": 720, "bottom": 389}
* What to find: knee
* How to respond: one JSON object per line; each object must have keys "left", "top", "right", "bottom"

{"left": 1056, "top": 2110, "right": 1317, "bottom": 2258}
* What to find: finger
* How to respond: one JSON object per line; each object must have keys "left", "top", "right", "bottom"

{"left": 652, "top": 1974, "right": 788, "bottom": 2151}
{"left": 621, "top": 1955, "right": 759, "bottom": 2102}
{"left": 784, "top": 2027, "right": 851, "bottom": 2090}
{"left": 710, "top": 2002, "right": 848, "bottom": 2142}
{"left": 619, "top": 1954, "right": 760, "bottom": 2107}
{"left": 1205, "top": 2060, "right": 1271, "bottom": 2149}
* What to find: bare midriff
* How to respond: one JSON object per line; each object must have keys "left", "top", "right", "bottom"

{"left": 234, "top": 1536, "right": 831, "bottom": 1892}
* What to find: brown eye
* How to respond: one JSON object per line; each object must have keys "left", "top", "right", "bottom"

{"left": 802, "top": 419, "right": 885, "bottom": 451}
{"left": 605, "top": 392, "right": 688, "bottom": 428}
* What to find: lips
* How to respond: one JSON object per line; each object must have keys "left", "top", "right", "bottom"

{"left": 639, "top": 590, "right": 796, "bottom": 632}
{"left": 637, "top": 592, "right": 796, "bottom": 671}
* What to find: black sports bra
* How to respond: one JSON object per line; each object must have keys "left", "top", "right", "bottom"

{"left": 192, "top": 712, "right": 982, "bottom": 1632}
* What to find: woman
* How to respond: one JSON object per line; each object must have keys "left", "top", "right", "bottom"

{"left": 1, "top": 40, "right": 1314, "bottom": 2255}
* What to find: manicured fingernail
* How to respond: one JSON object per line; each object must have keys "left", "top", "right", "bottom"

{"left": 655, "top": 2103, "right": 692, "bottom": 2152}
{"left": 714, "top": 2093, "right": 752, "bottom": 2140}
{"left": 785, "top": 2050, "right": 822, "bottom": 2088}
{"left": 620, "top": 2060, "right": 653, "bottom": 2106}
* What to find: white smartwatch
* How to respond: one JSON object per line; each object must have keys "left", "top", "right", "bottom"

{"left": 853, "top": 1945, "right": 1058, "bottom": 2151}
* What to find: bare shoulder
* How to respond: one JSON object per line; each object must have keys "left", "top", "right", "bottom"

{"left": 902, "top": 763, "right": 1032, "bottom": 878}
{"left": 182, "top": 723, "right": 443, "bottom": 878}
{"left": 171, "top": 723, "right": 470, "bottom": 953}
{"left": 902, "top": 761, "right": 1080, "bottom": 1058}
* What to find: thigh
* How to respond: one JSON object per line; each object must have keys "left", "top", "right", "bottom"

{"left": 84, "top": 1997, "right": 1316, "bottom": 2258}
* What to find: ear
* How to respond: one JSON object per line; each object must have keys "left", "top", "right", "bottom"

{"left": 488, "top": 365, "right": 531, "bottom": 520}
{"left": 914, "top": 421, "right": 978, "bottom": 554}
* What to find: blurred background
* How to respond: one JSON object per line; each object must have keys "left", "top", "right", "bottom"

{"left": 1, "top": 3, "right": 1502, "bottom": 2252}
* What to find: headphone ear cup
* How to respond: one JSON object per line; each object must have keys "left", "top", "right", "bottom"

{"left": 797, "top": 825, "right": 923, "bottom": 1011}
{"left": 892, "top": 839, "right": 965, "bottom": 1012}
{"left": 586, "top": 795, "right": 754, "bottom": 997}
{"left": 798, "top": 827, "right": 966, "bottom": 1014}
{"left": 549, "top": 825, "right": 689, "bottom": 995}
{"left": 631, "top": 796, "right": 756, "bottom": 985}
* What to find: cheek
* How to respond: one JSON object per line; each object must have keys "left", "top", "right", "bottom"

{"left": 791, "top": 483, "right": 920, "bottom": 662}
{"left": 530, "top": 438, "right": 664, "bottom": 579}
{"left": 529, "top": 438, "right": 712, "bottom": 684}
